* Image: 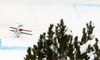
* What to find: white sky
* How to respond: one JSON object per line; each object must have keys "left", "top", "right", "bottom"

{"left": 0, "top": 0, "right": 100, "bottom": 60}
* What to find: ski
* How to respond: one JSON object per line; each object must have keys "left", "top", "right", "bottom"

{"left": 21, "top": 29, "right": 32, "bottom": 32}
{"left": 10, "top": 27, "right": 32, "bottom": 32}
{"left": 10, "top": 30, "right": 15, "bottom": 32}
{"left": 10, "top": 27, "right": 17, "bottom": 29}
{"left": 20, "top": 32, "right": 32, "bottom": 35}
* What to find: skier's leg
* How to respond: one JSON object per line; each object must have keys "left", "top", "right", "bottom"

{"left": 15, "top": 29, "right": 20, "bottom": 38}
{"left": 16, "top": 33, "right": 19, "bottom": 38}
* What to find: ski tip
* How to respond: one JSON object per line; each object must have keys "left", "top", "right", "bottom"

{"left": 10, "top": 30, "right": 13, "bottom": 31}
{"left": 29, "top": 34, "right": 32, "bottom": 35}
{"left": 29, "top": 30, "right": 32, "bottom": 32}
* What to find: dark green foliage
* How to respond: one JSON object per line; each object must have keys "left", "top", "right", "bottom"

{"left": 24, "top": 19, "right": 100, "bottom": 60}
{"left": 43, "top": 24, "right": 54, "bottom": 60}
{"left": 86, "top": 21, "right": 95, "bottom": 40}
{"left": 55, "top": 19, "right": 74, "bottom": 60}
{"left": 37, "top": 35, "right": 45, "bottom": 60}
{"left": 67, "top": 35, "right": 74, "bottom": 60}
{"left": 73, "top": 36, "right": 82, "bottom": 60}
{"left": 80, "top": 21, "right": 95, "bottom": 59}
{"left": 55, "top": 19, "right": 68, "bottom": 51}
{"left": 81, "top": 28, "right": 87, "bottom": 44}
{"left": 24, "top": 47, "right": 36, "bottom": 60}
{"left": 93, "top": 38, "right": 100, "bottom": 60}
{"left": 81, "top": 21, "right": 95, "bottom": 45}
{"left": 86, "top": 45, "right": 94, "bottom": 53}
{"left": 81, "top": 52, "right": 90, "bottom": 60}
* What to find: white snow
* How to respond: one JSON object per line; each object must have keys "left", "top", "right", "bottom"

{"left": 87, "top": 51, "right": 95, "bottom": 60}
{"left": 0, "top": 50, "right": 27, "bottom": 60}
{"left": 80, "top": 38, "right": 96, "bottom": 54}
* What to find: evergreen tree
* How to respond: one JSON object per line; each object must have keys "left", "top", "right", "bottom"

{"left": 86, "top": 21, "right": 95, "bottom": 40}
{"left": 67, "top": 35, "right": 74, "bottom": 60}
{"left": 55, "top": 19, "right": 71, "bottom": 60}
{"left": 36, "top": 34, "right": 45, "bottom": 60}
{"left": 24, "top": 47, "right": 36, "bottom": 60}
{"left": 94, "top": 38, "right": 100, "bottom": 60}
{"left": 81, "top": 21, "right": 95, "bottom": 45}
{"left": 73, "top": 36, "right": 81, "bottom": 60}
{"left": 24, "top": 34, "right": 45, "bottom": 60}
{"left": 80, "top": 21, "right": 95, "bottom": 59}
{"left": 24, "top": 20, "right": 99, "bottom": 60}
{"left": 43, "top": 24, "right": 54, "bottom": 60}
{"left": 81, "top": 28, "right": 87, "bottom": 44}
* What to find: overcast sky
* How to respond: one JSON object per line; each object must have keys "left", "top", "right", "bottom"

{"left": 0, "top": 0, "right": 100, "bottom": 60}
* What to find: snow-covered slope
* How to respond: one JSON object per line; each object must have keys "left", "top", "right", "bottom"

{"left": 0, "top": 0, "right": 100, "bottom": 60}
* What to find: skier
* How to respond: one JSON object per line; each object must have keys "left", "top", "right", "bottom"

{"left": 10, "top": 24, "right": 32, "bottom": 38}
{"left": 14, "top": 25, "right": 23, "bottom": 37}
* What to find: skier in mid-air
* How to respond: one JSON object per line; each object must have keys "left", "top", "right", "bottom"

{"left": 14, "top": 25, "right": 23, "bottom": 37}
{"left": 10, "top": 25, "right": 32, "bottom": 38}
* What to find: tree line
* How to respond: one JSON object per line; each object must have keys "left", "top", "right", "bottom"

{"left": 24, "top": 19, "right": 100, "bottom": 60}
